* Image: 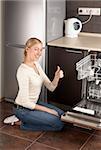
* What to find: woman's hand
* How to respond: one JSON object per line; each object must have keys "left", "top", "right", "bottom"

{"left": 55, "top": 66, "right": 64, "bottom": 79}
{"left": 50, "top": 66, "right": 64, "bottom": 91}
{"left": 35, "top": 104, "right": 59, "bottom": 117}
{"left": 49, "top": 109, "right": 59, "bottom": 117}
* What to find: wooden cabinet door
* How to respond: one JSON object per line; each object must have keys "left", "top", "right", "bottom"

{"left": 47, "top": 46, "right": 84, "bottom": 107}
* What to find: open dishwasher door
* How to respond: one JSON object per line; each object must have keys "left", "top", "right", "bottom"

{"left": 61, "top": 102, "right": 101, "bottom": 130}
{"left": 61, "top": 54, "right": 101, "bottom": 130}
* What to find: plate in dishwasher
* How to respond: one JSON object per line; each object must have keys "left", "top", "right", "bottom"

{"left": 61, "top": 112, "right": 101, "bottom": 130}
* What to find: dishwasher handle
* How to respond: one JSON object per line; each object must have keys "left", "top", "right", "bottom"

{"left": 65, "top": 49, "right": 82, "bottom": 54}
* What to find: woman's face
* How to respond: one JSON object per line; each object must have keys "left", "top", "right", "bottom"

{"left": 27, "top": 43, "right": 43, "bottom": 61}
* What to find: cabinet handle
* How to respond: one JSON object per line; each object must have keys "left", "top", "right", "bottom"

{"left": 65, "top": 49, "right": 82, "bottom": 54}
{"left": 6, "top": 43, "right": 25, "bottom": 49}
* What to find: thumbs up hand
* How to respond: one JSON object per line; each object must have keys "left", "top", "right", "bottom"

{"left": 55, "top": 66, "right": 64, "bottom": 79}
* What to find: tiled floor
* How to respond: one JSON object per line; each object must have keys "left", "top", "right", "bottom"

{"left": 0, "top": 101, "right": 101, "bottom": 150}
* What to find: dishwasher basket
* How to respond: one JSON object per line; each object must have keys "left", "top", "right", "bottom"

{"left": 76, "top": 54, "right": 101, "bottom": 81}
{"left": 76, "top": 54, "right": 101, "bottom": 102}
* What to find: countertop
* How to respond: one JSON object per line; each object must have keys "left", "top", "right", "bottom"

{"left": 48, "top": 32, "right": 101, "bottom": 52}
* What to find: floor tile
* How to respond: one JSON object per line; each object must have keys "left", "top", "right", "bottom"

{"left": 27, "top": 142, "right": 59, "bottom": 150}
{"left": 0, "top": 101, "right": 13, "bottom": 113}
{"left": 0, "top": 102, "right": 14, "bottom": 128}
{"left": 0, "top": 118, "right": 5, "bottom": 128}
{"left": 81, "top": 134, "right": 101, "bottom": 150}
{"left": 1, "top": 100, "right": 98, "bottom": 150}
{"left": 71, "top": 125, "right": 95, "bottom": 134}
{"left": 93, "top": 129, "right": 101, "bottom": 136}
{"left": 0, "top": 132, "right": 31, "bottom": 150}
{"left": 37, "top": 127, "right": 91, "bottom": 150}
{"left": 0, "top": 101, "right": 13, "bottom": 118}
{"left": 0, "top": 125, "right": 44, "bottom": 141}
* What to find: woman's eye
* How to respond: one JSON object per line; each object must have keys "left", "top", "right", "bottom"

{"left": 34, "top": 48, "right": 43, "bottom": 52}
{"left": 34, "top": 48, "right": 38, "bottom": 51}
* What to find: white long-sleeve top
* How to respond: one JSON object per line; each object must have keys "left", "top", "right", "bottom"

{"left": 15, "top": 62, "right": 57, "bottom": 109}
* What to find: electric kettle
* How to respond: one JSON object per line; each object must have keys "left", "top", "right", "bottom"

{"left": 64, "top": 18, "right": 82, "bottom": 38}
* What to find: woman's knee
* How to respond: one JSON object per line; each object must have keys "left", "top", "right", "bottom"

{"left": 49, "top": 116, "right": 64, "bottom": 130}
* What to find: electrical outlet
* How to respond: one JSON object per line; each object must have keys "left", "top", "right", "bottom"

{"left": 78, "top": 7, "right": 101, "bottom": 16}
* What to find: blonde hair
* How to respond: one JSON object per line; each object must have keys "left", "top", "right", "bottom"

{"left": 24, "top": 38, "right": 42, "bottom": 56}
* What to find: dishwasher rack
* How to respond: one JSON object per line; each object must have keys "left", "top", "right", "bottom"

{"left": 76, "top": 54, "right": 101, "bottom": 102}
{"left": 76, "top": 54, "right": 101, "bottom": 81}
{"left": 76, "top": 99, "right": 101, "bottom": 118}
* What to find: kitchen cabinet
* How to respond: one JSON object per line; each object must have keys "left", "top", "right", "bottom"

{"left": 47, "top": 32, "right": 101, "bottom": 130}
{"left": 47, "top": 46, "right": 84, "bottom": 107}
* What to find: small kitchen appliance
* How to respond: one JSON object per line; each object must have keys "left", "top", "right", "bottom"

{"left": 64, "top": 18, "right": 82, "bottom": 38}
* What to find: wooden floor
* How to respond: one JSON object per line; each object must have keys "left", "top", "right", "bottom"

{"left": 0, "top": 101, "right": 101, "bottom": 150}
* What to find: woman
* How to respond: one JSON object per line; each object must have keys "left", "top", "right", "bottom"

{"left": 5, "top": 38, "right": 65, "bottom": 131}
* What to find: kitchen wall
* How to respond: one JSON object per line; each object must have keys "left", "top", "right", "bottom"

{"left": 0, "top": 1, "right": 4, "bottom": 101}
{"left": 66, "top": 0, "right": 101, "bottom": 33}
{"left": 0, "top": 1, "right": 2, "bottom": 100}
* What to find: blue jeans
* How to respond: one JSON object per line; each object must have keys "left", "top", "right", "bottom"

{"left": 13, "top": 101, "right": 65, "bottom": 131}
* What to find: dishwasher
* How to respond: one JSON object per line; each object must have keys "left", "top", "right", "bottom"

{"left": 61, "top": 53, "right": 101, "bottom": 130}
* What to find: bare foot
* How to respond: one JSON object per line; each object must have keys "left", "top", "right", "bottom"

{"left": 15, "top": 121, "right": 21, "bottom": 125}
